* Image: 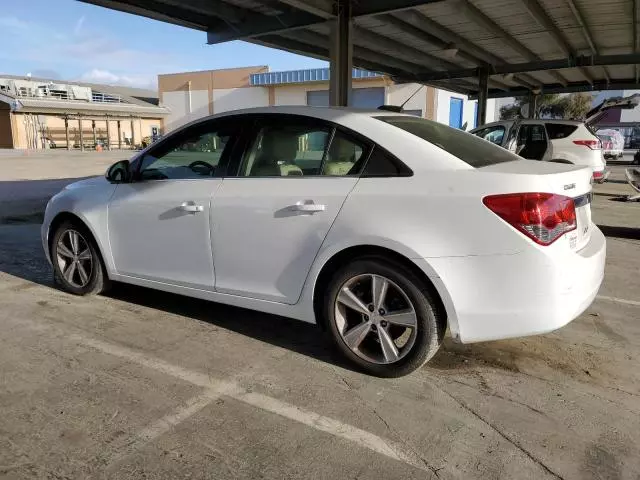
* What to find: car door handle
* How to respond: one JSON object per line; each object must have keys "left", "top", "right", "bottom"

{"left": 180, "top": 202, "right": 204, "bottom": 213}
{"left": 290, "top": 201, "right": 326, "bottom": 213}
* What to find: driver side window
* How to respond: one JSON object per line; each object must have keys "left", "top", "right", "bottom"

{"left": 139, "top": 124, "right": 236, "bottom": 181}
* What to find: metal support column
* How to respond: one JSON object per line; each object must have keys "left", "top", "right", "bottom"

{"left": 64, "top": 117, "right": 70, "bottom": 151}
{"left": 79, "top": 116, "right": 84, "bottom": 152}
{"left": 329, "top": 0, "right": 352, "bottom": 107}
{"left": 92, "top": 120, "right": 97, "bottom": 148}
{"left": 117, "top": 120, "right": 122, "bottom": 149}
{"left": 527, "top": 91, "right": 539, "bottom": 119}
{"left": 105, "top": 116, "right": 111, "bottom": 150}
{"left": 130, "top": 118, "right": 135, "bottom": 149}
{"left": 476, "top": 67, "right": 489, "bottom": 127}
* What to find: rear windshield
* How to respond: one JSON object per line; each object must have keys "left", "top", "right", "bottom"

{"left": 376, "top": 116, "right": 517, "bottom": 168}
{"left": 545, "top": 123, "right": 578, "bottom": 139}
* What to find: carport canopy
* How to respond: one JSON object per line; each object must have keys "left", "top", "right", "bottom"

{"left": 81, "top": 0, "right": 640, "bottom": 126}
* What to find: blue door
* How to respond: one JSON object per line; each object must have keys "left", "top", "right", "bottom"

{"left": 449, "top": 97, "right": 463, "bottom": 129}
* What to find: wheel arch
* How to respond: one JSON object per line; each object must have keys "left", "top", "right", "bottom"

{"left": 312, "top": 244, "right": 449, "bottom": 337}
{"left": 48, "top": 211, "right": 110, "bottom": 276}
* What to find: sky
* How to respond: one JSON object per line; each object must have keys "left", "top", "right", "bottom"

{"left": 0, "top": 0, "right": 327, "bottom": 91}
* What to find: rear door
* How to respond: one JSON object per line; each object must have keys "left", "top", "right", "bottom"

{"left": 211, "top": 114, "right": 370, "bottom": 304}
{"left": 516, "top": 123, "right": 551, "bottom": 160}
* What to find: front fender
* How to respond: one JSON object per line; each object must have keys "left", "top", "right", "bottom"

{"left": 42, "top": 180, "right": 117, "bottom": 274}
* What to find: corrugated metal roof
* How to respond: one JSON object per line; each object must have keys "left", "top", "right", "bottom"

{"left": 79, "top": 0, "right": 640, "bottom": 98}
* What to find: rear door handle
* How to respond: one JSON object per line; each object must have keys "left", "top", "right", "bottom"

{"left": 290, "top": 201, "right": 326, "bottom": 213}
{"left": 180, "top": 202, "right": 204, "bottom": 213}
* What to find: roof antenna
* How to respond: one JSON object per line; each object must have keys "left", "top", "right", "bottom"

{"left": 377, "top": 84, "right": 425, "bottom": 112}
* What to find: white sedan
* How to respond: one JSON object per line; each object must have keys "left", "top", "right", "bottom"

{"left": 42, "top": 106, "right": 606, "bottom": 377}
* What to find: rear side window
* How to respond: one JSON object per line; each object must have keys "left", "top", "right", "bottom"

{"left": 363, "top": 146, "right": 412, "bottom": 177}
{"left": 545, "top": 123, "right": 578, "bottom": 139}
{"left": 376, "top": 116, "right": 517, "bottom": 168}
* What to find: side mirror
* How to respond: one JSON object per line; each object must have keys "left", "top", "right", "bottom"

{"left": 106, "top": 160, "right": 131, "bottom": 183}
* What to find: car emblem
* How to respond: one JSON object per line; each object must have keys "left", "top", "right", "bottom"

{"left": 564, "top": 183, "right": 576, "bottom": 190}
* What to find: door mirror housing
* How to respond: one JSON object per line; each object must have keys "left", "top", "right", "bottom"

{"left": 106, "top": 160, "right": 131, "bottom": 183}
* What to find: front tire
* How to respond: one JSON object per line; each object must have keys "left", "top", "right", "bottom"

{"left": 51, "top": 220, "right": 109, "bottom": 295}
{"left": 323, "top": 258, "right": 443, "bottom": 377}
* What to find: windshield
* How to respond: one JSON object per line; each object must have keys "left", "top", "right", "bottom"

{"left": 376, "top": 116, "right": 518, "bottom": 168}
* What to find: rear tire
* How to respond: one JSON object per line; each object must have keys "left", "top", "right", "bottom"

{"left": 51, "top": 220, "right": 109, "bottom": 296}
{"left": 323, "top": 258, "right": 443, "bottom": 377}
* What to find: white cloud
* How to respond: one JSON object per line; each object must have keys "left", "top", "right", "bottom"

{"left": 79, "top": 69, "right": 157, "bottom": 89}
{"left": 0, "top": 16, "right": 29, "bottom": 30}
{"left": 74, "top": 15, "right": 86, "bottom": 36}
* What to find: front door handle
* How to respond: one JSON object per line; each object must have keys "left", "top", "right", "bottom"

{"left": 290, "top": 201, "right": 326, "bottom": 213}
{"left": 180, "top": 202, "right": 204, "bottom": 213}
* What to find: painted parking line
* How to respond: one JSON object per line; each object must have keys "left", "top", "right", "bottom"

{"left": 19, "top": 323, "right": 431, "bottom": 473}
{"left": 596, "top": 295, "right": 640, "bottom": 307}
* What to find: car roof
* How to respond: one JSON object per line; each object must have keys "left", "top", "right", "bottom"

{"left": 211, "top": 105, "right": 411, "bottom": 121}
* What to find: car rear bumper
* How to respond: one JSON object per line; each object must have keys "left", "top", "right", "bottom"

{"left": 593, "top": 168, "right": 610, "bottom": 183}
{"left": 428, "top": 226, "right": 606, "bottom": 343}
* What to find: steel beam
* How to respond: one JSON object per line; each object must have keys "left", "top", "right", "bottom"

{"left": 634, "top": 0, "right": 639, "bottom": 83}
{"left": 329, "top": 0, "right": 352, "bottom": 106}
{"left": 413, "top": 54, "right": 640, "bottom": 82}
{"left": 521, "top": 0, "right": 593, "bottom": 84}
{"left": 473, "top": 79, "right": 640, "bottom": 99}
{"left": 458, "top": 0, "right": 568, "bottom": 86}
{"left": 352, "top": 25, "right": 459, "bottom": 71}
{"left": 203, "top": 0, "right": 446, "bottom": 43}
{"left": 390, "top": 10, "right": 540, "bottom": 88}
{"left": 565, "top": 0, "right": 610, "bottom": 82}
{"left": 476, "top": 68, "right": 488, "bottom": 127}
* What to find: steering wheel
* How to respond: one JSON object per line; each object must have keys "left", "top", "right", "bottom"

{"left": 188, "top": 161, "right": 215, "bottom": 176}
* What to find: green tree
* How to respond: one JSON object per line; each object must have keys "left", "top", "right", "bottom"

{"left": 499, "top": 93, "right": 593, "bottom": 120}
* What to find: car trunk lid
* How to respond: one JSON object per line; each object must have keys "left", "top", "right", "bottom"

{"left": 480, "top": 160, "right": 593, "bottom": 250}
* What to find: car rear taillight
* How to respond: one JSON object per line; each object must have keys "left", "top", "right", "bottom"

{"left": 573, "top": 139, "right": 601, "bottom": 150}
{"left": 593, "top": 170, "right": 604, "bottom": 180}
{"left": 483, "top": 193, "right": 577, "bottom": 245}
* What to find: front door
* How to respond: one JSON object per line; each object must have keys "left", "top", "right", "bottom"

{"left": 211, "top": 115, "right": 370, "bottom": 304}
{"left": 108, "top": 119, "right": 240, "bottom": 290}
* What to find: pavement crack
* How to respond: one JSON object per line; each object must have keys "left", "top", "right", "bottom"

{"left": 446, "top": 377, "right": 546, "bottom": 416}
{"left": 434, "top": 383, "right": 564, "bottom": 480}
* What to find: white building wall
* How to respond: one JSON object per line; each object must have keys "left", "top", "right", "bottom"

{"left": 386, "top": 83, "right": 427, "bottom": 116}
{"left": 213, "top": 87, "right": 269, "bottom": 113}
{"left": 161, "top": 89, "right": 209, "bottom": 132}
{"left": 435, "top": 90, "right": 501, "bottom": 128}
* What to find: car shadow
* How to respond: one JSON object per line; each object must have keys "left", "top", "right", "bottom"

{"left": 597, "top": 225, "right": 640, "bottom": 240}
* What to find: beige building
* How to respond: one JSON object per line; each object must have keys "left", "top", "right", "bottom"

{"left": 158, "top": 66, "right": 500, "bottom": 134}
{"left": 0, "top": 75, "right": 168, "bottom": 150}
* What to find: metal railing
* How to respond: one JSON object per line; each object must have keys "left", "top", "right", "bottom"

{"left": 11, "top": 87, "right": 123, "bottom": 103}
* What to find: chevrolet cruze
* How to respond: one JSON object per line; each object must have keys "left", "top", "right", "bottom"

{"left": 42, "top": 107, "right": 606, "bottom": 377}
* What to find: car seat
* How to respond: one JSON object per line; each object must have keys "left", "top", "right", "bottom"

{"left": 251, "top": 130, "right": 303, "bottom": 176}
{"left": 323, "top": 136, "right": 356, "bottom": 176}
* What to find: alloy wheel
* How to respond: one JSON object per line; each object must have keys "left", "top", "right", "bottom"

{"left": 56, "top": 229, "right": 93, "bottom": 289}
{"left": 334, "top": 274, "right": 418, "bottom": 364}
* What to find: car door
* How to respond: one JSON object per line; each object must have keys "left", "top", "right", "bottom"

{"left": 211, "top": 114, "right": 370, "bottom": 304}
{"left": 108, "top": 118, "right": 241, "bottom": 290}
{"left": 514, "top": 123, "right": 551, "bottom": 160}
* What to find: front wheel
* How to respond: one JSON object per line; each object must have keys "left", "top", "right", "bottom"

{"left": 323, "top": 259, "right": 444, "bottom": 377}
{"left": 51, "top": 221, "right": 109, "bottom": 295}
